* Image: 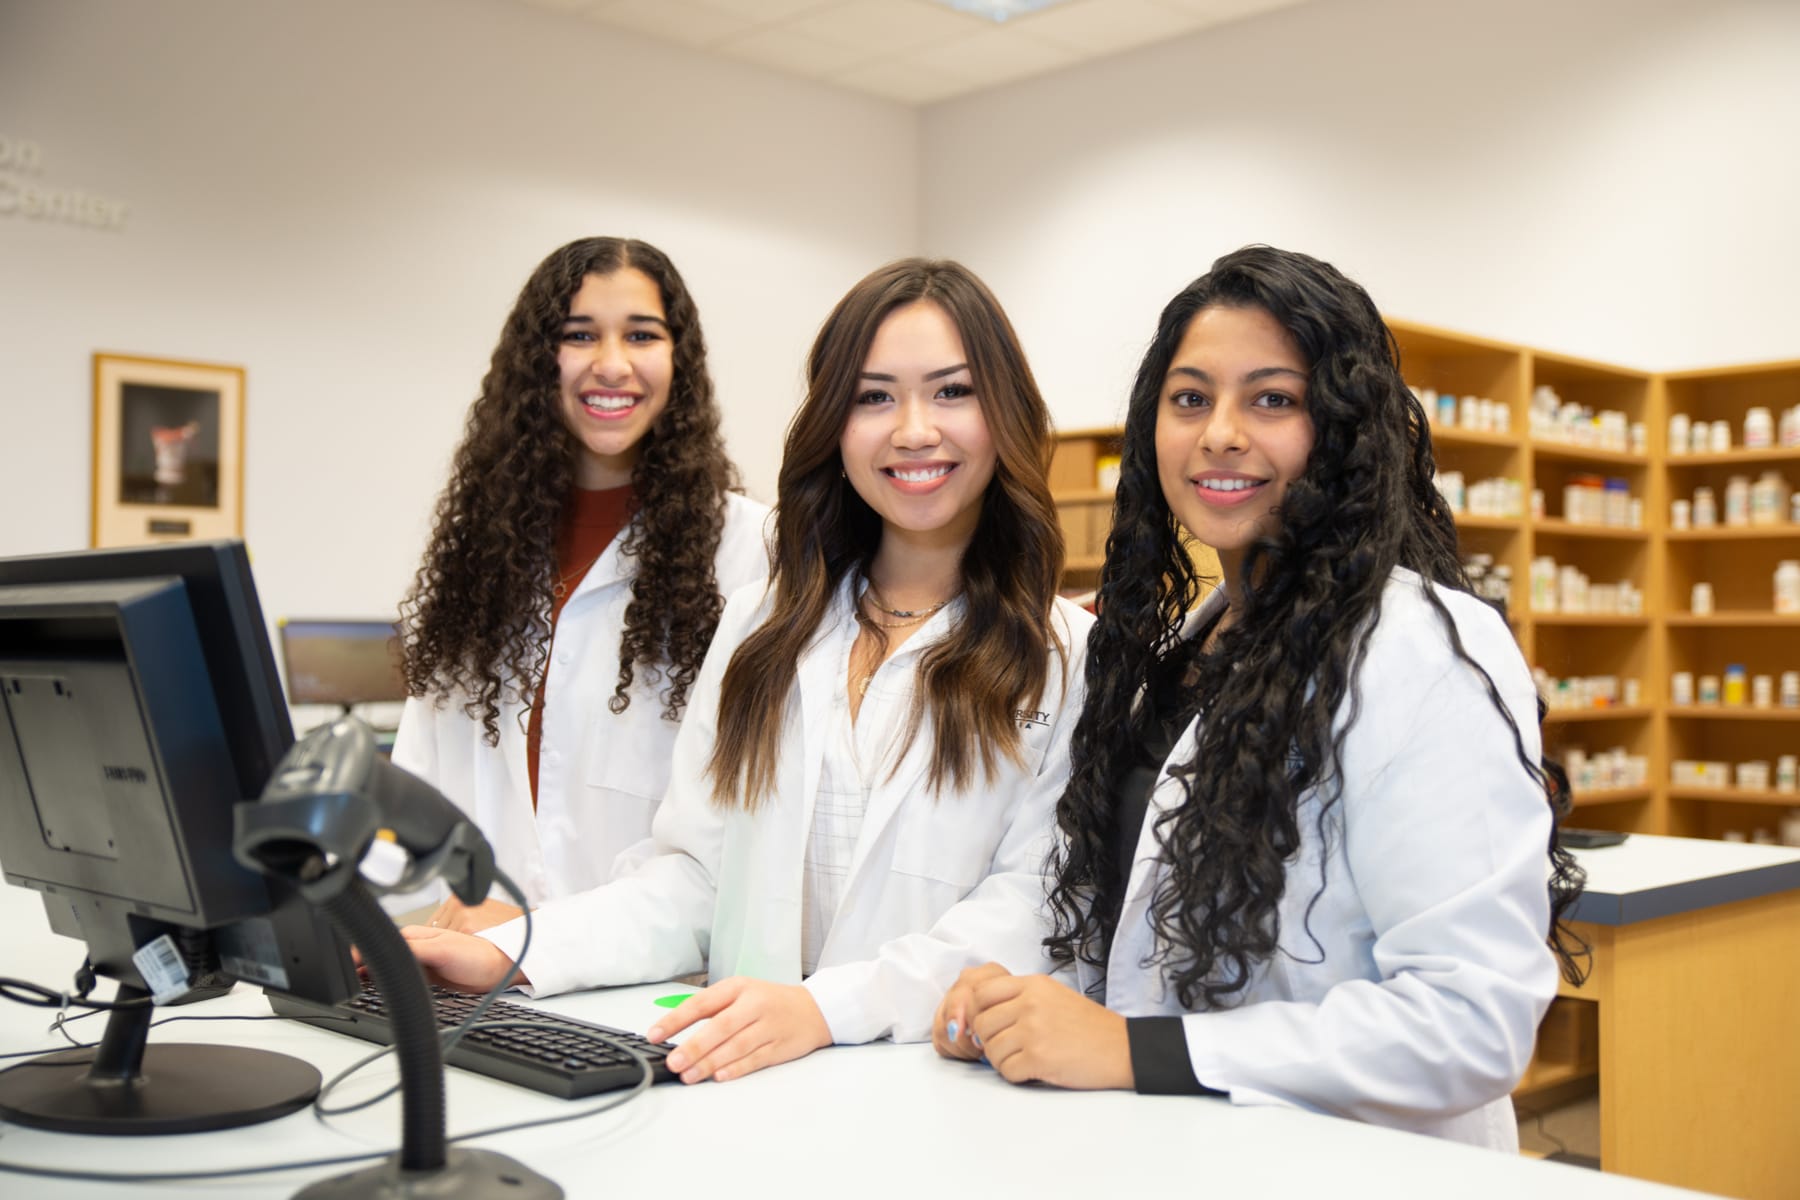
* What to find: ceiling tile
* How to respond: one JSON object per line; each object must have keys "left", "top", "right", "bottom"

{"left": 788, "top": 0, "right": 987, "bottom": 55}
{"left": 905, "top": 28, "right": 1078, "bottom": 82}
{"left": 719, "top": 25, "right": 881, "bottom": 79}
{"left": 1017, "top": 0, "right": 1207, "bottom": 54}
{"left": 829, "top": 59, "right": 978, "bottom": 104}
{"left": 693, "top": 0, "right": 842, "bottom": 22}
{"left": 585, "top": 0, "right": 756, "bottom": 47}
{"left": 1150, "top": 0, "right": 1307, "bottom": 22}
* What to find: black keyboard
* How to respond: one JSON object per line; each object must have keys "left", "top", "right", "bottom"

{"left": 270, "top": 981, "right": 678, "bottom": 1099}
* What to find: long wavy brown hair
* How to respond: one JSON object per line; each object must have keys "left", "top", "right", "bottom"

{"left": 400, "top": 237, "right": 741, "bottom": 744}
{"left": 707, "top": 259, "right": 1066, "bottom": 808}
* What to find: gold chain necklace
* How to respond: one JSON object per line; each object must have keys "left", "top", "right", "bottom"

{"left": 552, "top": 552, "right": 606, "bottom": 599}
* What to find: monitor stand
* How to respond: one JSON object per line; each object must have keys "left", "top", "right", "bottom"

{"left": 0, "top": 984, "right": 321, "bottom": 1135}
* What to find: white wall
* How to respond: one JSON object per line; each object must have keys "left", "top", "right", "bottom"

{"left": 921, "top": 0, "right": 1800, "bottom": 432}
{"left": 0, "top": 0, "right": 917, "bottom": 625}
{"left": 7, "top": 0, "right": 1799, "bottom": 622}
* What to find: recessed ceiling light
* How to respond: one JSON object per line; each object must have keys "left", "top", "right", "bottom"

{"left": 921, "top": 0, "right": 1081, "bottom": 23}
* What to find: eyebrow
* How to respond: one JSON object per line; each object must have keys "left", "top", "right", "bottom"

{"left": 563, "top": 313, "right": 670, "bottom": 329}
{"left": 859, "top": 362, "right": 972, "bottom": 383}
{"left": 1166, "top": 365, "right": 1308, "bottom": 385}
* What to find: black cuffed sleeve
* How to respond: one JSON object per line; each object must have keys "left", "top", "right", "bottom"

{"left": 1128, "top": 1016, "right": 1223, "bottom": 1096}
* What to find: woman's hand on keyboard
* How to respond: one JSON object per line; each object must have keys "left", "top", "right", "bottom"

{"left": 424, "top": 897, "right": 524, "bottom": 935}
{"left": 645, "top": 977, "right": 831, "bottom": 1084}
{"left": 400, "top": 925, "right": 531, "bottom": 993}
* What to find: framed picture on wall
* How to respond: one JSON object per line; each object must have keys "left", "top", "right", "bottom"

{"left": 91, "top": 353, "right": 245, "bottom": 547}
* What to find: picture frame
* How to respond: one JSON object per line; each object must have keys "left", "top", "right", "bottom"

{"left": 91, "top": 353, "right": 245, "bottom": 547}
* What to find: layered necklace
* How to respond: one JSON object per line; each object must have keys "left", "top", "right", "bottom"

{"left": 852, "top": 581, "right": 955, "bottom": 697}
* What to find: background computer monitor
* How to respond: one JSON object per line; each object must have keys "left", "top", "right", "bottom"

{"left": 279, "top": 617, "right": 407, "bottom": 711}
{"left": 0, "top": 540, "right": 357, "bottom": 1134}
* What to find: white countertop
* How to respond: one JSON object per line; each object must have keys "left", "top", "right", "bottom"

{"left": 1570, "top": 833, "right": 1800, "bottom": 924}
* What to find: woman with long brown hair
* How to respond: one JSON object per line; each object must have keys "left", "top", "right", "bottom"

{"left": 393, "top": 237, "right": 769, "bottom": 932}
{"left": 403, "top": 258, "right": 1092, "bottom": 1083}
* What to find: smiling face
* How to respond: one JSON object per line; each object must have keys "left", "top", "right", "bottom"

{"left": 839, "top": 299, "right": 997, "bottom": 553}
{"left": 556, "top": 268, "right": 673, "bottom": 488}
{"left": 1155, "top": 304, "right": 1315, "bottom": 586}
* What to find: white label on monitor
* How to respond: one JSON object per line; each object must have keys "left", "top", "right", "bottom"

{"left": 132, "top": 935, "right": 192, "bottom": 1005}
{"left": 216, "top": 917, "right": 292, "bottom": 992}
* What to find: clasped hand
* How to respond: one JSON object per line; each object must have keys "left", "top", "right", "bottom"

{"left": 932, "top": 963, "right": 1134, "bottom": 1090}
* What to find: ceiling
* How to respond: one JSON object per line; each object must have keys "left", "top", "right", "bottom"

{"left": 502, "top": 0, "right": 1313, "bottom": 105}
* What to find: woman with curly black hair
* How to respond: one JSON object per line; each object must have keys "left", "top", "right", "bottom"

{"left": 393, "top": 237, "right": 769, "bottom": 932}
{"left": 932, "top": 246, "right": 1585, "bottom": 1150}
{"left": 403, "top": 258, "right": 1091, "bottom": 1084}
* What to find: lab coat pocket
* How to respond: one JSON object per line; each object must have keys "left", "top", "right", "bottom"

{"left": 582, "top": 732, "right": 661, "bottom": 817}
{"left": 889, "top": 805, "right": 995, "bottom": 891}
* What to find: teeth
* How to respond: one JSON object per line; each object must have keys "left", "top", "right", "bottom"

{"left": 584, "top": 395, "right": 635, "bottom": 412}
{"left": 891, "top": 465, "right": 952, "bottom": 483}
{"left": 1199, "top": 478, "right": 1259, "bottom": 492}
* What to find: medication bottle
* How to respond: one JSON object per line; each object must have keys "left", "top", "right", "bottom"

{"left": 1698, "top": 674, "right": 1721, "bottom": 705}
{"left": 1437, "top": 392, "right": 1456, "bottom": 427}
{"left": 1669, "top": 413, "right": 1690, "bottom": 456}
{"left": 1724, "top": 475, "right": 1751, "bottom": 526}
{"left": 1671, "top": 498, "right": 1691, "bottom": 530}
{"left": 1775, "top": 561, "right": 1800, "bottom": 614}
{"left": 1777, "top": 756, "right": 1798, "bottom": 793}
{"left": 1753, "top": 674, "right": 1774, "bottom": 708}
{"left": 1671, "top": 671, "right": 1694, "bottom": 706}
{"left": 1783, "top": 671, "right": 1800, "bottom": 708}
{"left": 1745, "top": 406, "right": 1774, "bottom": 449}
{"left": 1693, "top": 486, "right": 1718, "bottom": 528}
{"left": 1751, "top": 472, "right": 1788, "bottom": 526}
{"left": 1691, "top": 421, "right": 1712, "bottom": 454}
{"left": 1723, "top": 664, "right": 1747, "bottom": 706}
{"left": 1711, "top": 419, "right": 1731, "bottom": 452}
{"left": 1690, "top": 581, "right": 1714, "bottom": 615}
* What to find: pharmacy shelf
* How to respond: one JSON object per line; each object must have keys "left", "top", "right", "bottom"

{"left": 1570, "top": 787, "right": 1655, "bottom": 808}
{"left": 1665, "top": 612, "right": 1800, "bottom": 627}
{"left": 1665, "top": 448, "right": 1800, "bottom": 468}
{"left": 1543, "top": 705, "right": 1654, "bottom": 724}
{"left": 1666, "top": 706, "right": 1800, "bottom": 722}
{"left": 1532, "top": 443, "right": 1648, "bottom": 467}
{"left": 1428, "top": 427, "right": 1521, "bottom": 450}
{"left": 1451, "top": 514, "right": 1524, "bottom": 531}
{"left": 1531, "top": 614, "right": 1651, "bottom": 627}
{"left": 1051, "top": 489, "right": 1115, "bottom": 504}
{"left": 1668, "top": 788, "right": 1800, "bottom": 808}
{"left": 1666, "top": 527, "right": 1800, "bottom": 541}
{"left": 1532, "top": 519, "right": 1650, "bottom": 541}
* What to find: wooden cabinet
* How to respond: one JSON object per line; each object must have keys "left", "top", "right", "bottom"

{"left": 1659, "top": 360, "right": 1800, "bottom": 842}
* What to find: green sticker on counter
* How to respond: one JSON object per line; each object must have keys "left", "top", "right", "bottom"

{"left": 654, "top": 993, "right": 693, "bottom": 1009}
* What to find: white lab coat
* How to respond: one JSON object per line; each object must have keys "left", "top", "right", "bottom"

{"left": 390, "top": 491, "right": 771, "bottom": 909}
{"left": 482, "top": 575, "right": 1094, "bottom": 1045}
{"left": 1089, "top": 568, "right": 1555, "bottom": 1150}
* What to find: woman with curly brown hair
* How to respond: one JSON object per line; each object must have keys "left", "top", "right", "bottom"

{"left": 932, "top": 246, "right": 1584, "bottom": 1150}
{"left": 392, "top": 237, "right": 769, "bottom": 933}
{"left": 402, "top": 258, "right": 1092, "bottom": 1084}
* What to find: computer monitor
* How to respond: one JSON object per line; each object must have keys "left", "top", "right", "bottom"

{"left": 0, "top": 540, "right": 357, "bottom": 1135}
{"left": 279, "top": 617, "right": 407, "bottom": 711}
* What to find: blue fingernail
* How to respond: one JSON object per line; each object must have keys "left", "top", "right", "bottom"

{"left": 946, "top": 1021, "right": 959, "bottom": 1041}
{"left": 972, "top": 1032, "right": 982, "bottom": 1048}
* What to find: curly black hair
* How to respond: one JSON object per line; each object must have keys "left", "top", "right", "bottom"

{"left": 400, "top": 237, "right": 740, "bottom": 744}
{"left": 1046, "top": 245, "right": 1586, "bottom": 1008}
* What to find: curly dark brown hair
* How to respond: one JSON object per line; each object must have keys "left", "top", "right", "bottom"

{"left": 400, "top": 237, "right": 741, "bottom": 744}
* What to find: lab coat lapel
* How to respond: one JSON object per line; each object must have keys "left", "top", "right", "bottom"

{"left": 844, "top": 602, "right": 954, "bottom": 883}
{"left": 1108, "top": 590, "right": 1226, "bottom": 1006}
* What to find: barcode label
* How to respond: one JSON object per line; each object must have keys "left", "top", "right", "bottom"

{"left": 132, "top": 934, "right": 191, "bottom": 1004}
